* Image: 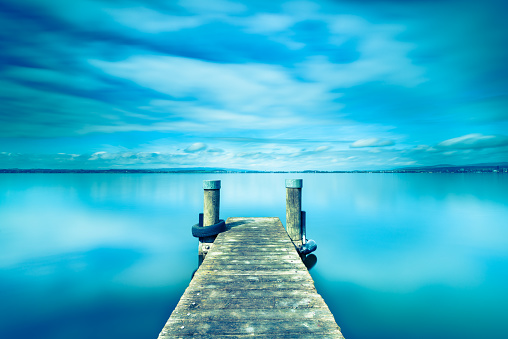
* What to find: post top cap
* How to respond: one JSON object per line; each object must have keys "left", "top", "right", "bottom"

{"left": 285, "top": 179, "right": 303, "bottom": 188}
{"left": 203, "top": 180, "right": 221, "bottom": 189}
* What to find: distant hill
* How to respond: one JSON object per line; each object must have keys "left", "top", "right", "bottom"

{"left": 0, "top": 167, "right": 256, "bottom": 173}
{"left": 396, "top": 162, "right": 508, "bottom": 172}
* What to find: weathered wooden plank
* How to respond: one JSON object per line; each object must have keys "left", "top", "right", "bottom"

{"left": 193, "top": 270, "right": 309, "bottom": 276}
{"left": 157, "top": 217, "right": 344, "bottom": 339}
{"left": 168, "top": 308, "right": 338, "bottom": 321}
{"left": 186, "top": 282, "right": 316, "bottom": 291}
{"left": 173, "top": 298, "right": 329, "bottom": 311}
{"left": 205, "top": 256, "right": 301, "bottom": 262}
{"left": 180, "top": 289, "right": 320, "bottom": 300}
{"left": 160, "top": 334, "right": 343, "bottom": 339}
{"left": 198, "top": 264, "right": 301, "bottom": 271}
{"left": 189, "top": 273, "right": 312, "bottom": 283}
{"left": 204, "top": 249, "right": 297, "bottom": 256}
{"left": 201, "top": 258, "right": 301, "bottom": 264}
{"left": 161, "top": 319, "right": 341, "bottom": 335}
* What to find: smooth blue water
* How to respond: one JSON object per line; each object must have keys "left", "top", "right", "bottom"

{"left": 1, "top": 173, "right": 507, "bottom": 339}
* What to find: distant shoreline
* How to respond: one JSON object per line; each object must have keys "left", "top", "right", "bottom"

{"left": 1, "top": 167, "right": 507, "bottom": 174}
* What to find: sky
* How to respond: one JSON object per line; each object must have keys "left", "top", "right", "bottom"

{"left": 0, "top": 0, "right": 507, "bottom": 171}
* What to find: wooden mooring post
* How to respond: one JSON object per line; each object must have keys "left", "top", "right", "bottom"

{"left": 199, "top": 179, "right": 221, "bottom": 258}
{"left": 286, "top": 178, "right": 304, "bottom": 248}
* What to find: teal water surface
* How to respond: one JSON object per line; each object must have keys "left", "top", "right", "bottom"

{"left": 1, "top": 173, "right": 507, "bottom": 339}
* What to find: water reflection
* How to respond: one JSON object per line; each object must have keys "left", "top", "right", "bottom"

{"left": 0, "top": 173, "right": 507, "bottom": 339}
{"left": 303, "top": 254, "right": 317, "bottom": 270}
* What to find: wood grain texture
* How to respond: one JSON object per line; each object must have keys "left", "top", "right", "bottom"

{"left": 286, "top": 188, "right": 303, "bottom": 247}
{"left": 158, "top": 217, "right": 344, "bottom": 338}
{"left": 200, "top": 189, "right": 220, "bottom": 256}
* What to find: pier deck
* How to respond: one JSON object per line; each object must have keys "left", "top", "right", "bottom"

{"left": 158, "top": 217, "right": 344, "bottom": 338}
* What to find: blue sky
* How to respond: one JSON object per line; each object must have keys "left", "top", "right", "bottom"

{"left": 1, "top": 0, "right": 507, "bottom": 170}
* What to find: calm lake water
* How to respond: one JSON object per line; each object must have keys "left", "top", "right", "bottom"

{"left": 1, "top": 173, "right": 507, "bottom": 339}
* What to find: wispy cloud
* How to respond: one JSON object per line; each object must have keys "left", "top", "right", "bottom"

{"left": 350, "top": 138, "right": 395, "bottom": 148}
{"left": 184, "top": 142, "right": 207, "bottom": 153}
{"left": 90, "top": 55, "right": 341, "bottom": 130}
{"left": 437, "top": 134, "right": 508, "bottom": 150}
{"left": 314, "top": 146, "right": 331, "bottom": 152}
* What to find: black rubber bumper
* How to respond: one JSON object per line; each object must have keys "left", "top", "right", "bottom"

{"left": 192, "top": 219, "right": 226, "bottom": 237}
{"left": 298, "top": 239, "right": 317, "bottom": 255}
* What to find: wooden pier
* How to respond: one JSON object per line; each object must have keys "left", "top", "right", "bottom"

{"left": 157, "top": 217, "right": 344, "bottom": 338}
